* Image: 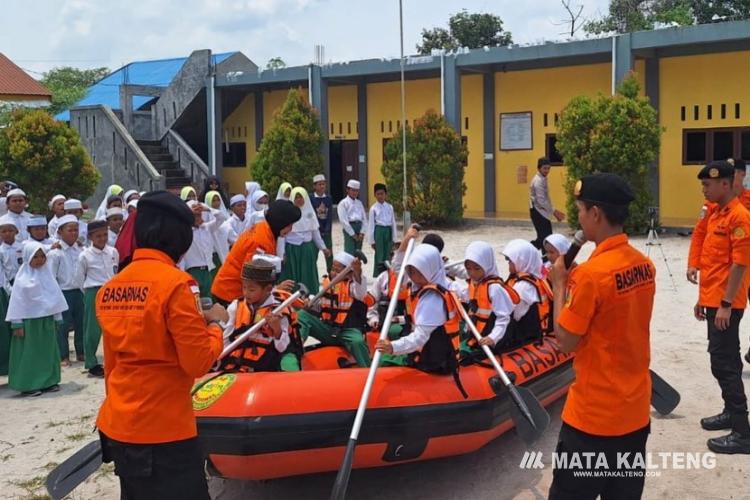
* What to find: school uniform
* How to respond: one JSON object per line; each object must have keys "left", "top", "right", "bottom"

{"left": 6, "top": 211, "right": 31, "bottom": 241}
{"left": 6, "top": 242, "right": 68, "bottom": 394}
{"left": 108, "top": 229, "right": 119, "bottom": 247}
{"left": 0, "top": 240, "right": 23, "bottom": 285}
{"left": 337, "top": 195, "right": 367, "bottom": 255}
{"left": 367, "top": 200, "right": 398, "bottom": 277}
{"left": 281, "top": 189, "right": 326, "bottom": 294}
{"left": 75, "top": 244, "right": 119, "bottom": 370}
{"left": 0, "top": 256, "right": 10, "bottom": 376}
{"left": 48, "top": 240, "right": 84, "bottom": 361}
{"left": 180, "top": 216, "right": 219, "bottom": 299}
{"left": 311, "top": 191, "right": 333, "bottom": 272}
{"left": 366, "top": 268, "right": 409, "bottom": 339}
{"left": 223, "top": 213, "right": 246, "bottom": 246}
{"left": 48, "top": 215, "right": 62, "bottom": 239}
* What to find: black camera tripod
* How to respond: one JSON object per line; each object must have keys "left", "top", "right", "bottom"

{"left": 646, "top": 210, "right": 677, "bottom": 291}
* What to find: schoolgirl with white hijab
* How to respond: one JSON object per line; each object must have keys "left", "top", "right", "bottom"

{"left": 95, "top": 184, "right": 123, "bottom": 220}
{"left": 279, "top": 187, "right": 329, "bottom": 294}
{"left": 276, "top": 182, "right": 292, "bottom": 201}
{"left": 247, "top": 190, "right": 270, "bottom": 228}
{"left": 204, "top": 190, "right": 230, "bottom": 268}
{"left": 6, "top": 242, "right": 68, "bottom": 395}
{"left": 542, "top": 233, "right": 571, "bottom": 278}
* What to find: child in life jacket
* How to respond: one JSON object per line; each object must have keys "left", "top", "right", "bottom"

{"left": 365, "top": 250, "right": 409, "bottom": 339}
{"left": 297, "top": 252, "right": 371, "bottom": 367}
{"left": 457, "top": 241, "right": 519, "bottom": 357}
{"left": 541, "top": 233, "right": 571, "bottom": 279}
{"left": 220, "top": 257, "right": 301, "bottom": 372}
{"left": 375, "top": 244, "right": 463, "bottom": 382}
{"left": 501, "top": 239, "right": 554, "bottom": 347}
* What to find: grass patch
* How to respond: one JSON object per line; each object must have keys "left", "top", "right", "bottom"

{"left": 1, "top": 453, "right": 12, "bottom": 462}
{"left": 56, "top": 445, "right": 72, "bottom": 455}
{"left": 66, "top": 432, "right": 88, "bottom": 442}
{"left": 94, "top": 462, "right": 115, "bottom": 480}
{"left": 40, "top": 461, "right": 58, "bottom": 472}
{"left": 45, "top": 420, "right": 65, "bottom": 429}
{"left": 21, "top": 495, "right": 50, "bottom": 500}
{"left": 11, "top": 475, "right": 45, "bottom": 490}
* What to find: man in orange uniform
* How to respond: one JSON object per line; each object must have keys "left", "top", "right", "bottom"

{"left": 96, "top": 191, "right": 228, "bottom": 500}
{"left": 549, "top": 173, "right": 655, "bottom": 499}
{"left": 211, "top": 199, "right": 300, "bottom": 305}
{"left": 687, "top": 161, "right": 750, "bottom": 454}
{"left": 731, "top": 158, "right": 750, "bottom": 211}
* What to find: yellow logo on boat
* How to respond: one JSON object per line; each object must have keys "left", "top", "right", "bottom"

{"left": 192, "top": 374, "right": 236, "bottom": 411}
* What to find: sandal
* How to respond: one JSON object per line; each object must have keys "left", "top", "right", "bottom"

{"left": 42, "top": 384, "right": 60, "bottom": 393}
{"left": 22, "top": 390, "right": 43, "bottom": 397}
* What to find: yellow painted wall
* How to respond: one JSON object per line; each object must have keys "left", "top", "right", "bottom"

{"left": 495, "top": 63, "right": 612, "bottom": 219}
{"left": 366, "top": 79, "right": 441, "bottom": 191}
{"left": 328, "top": 85, "right": 358, "bottom": 140}
{"left": 222, "top": 94, "right": 256, "bottom": 194}
{"left": 659, "top": 51, "right": 750, "bottom": 226}
{"left": 461, "top": 74, "right": 484, "bottom": 214}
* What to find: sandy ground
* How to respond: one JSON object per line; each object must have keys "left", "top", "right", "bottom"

{"left": 3, "top": 221, "right": 750, "bottom": 500}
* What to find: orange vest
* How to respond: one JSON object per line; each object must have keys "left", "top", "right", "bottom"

{"left": 366, "top": 269, "right": 410, "bottom": 323}
{"left": 408, "top": 284, "right": 461, "bottom": 374}
{"left": 506, "top": 272, "right": 554, "bottom": 334}
{"left": 467, "top": 277, "right": 520, "bottom": 347}
{"left": 211, "top": 221, "right": 277, "bottom": 303}
{"left": 96, "top": 249, "right": 223, "bottom": 444}
{"left": 221, "top": 296, "right": 295, "bottom": 373}
{"left": 319, "top": 277, "right": 367, "bottom": 329}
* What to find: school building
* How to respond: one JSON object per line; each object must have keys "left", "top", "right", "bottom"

{"left": 66, "top": 20, "right": 750, "bottom": 227}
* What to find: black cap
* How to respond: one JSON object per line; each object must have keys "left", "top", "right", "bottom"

{"left": 730, "top": 158, "right": 746, "bottom": 172}
{"left": 574, "top": 173, "right": 635, "bottom": 206}
{"left": 697, "top": 160, "right": 734, "bottom": 180}
{"left": 374, "top": 183, "right": 387, "bottom": 194}
{"left": 138, "top": 191, "right": 194, "bottom": 226}
{"left": 265, "top": 200, "right": 301, "bottom": 238}
{"left": 87, "top": 220, "right": 108, "bottom": 234}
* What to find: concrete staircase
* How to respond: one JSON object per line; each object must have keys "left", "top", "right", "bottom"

{"left": 136, "top": 140, "right": 192, "bottom": 190}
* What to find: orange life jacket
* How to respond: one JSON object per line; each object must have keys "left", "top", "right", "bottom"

{"left": 271, "top": 288, "right": 304, "bottom": 359}
{"left": 506, "top": 272, "right": 554, "bottom": 338}
{"left": 407, "top": 284, "right": 462, "bottom": 374}
{"left": 466, "top": 276, "right": 520, "bottom": 347}
{"left": 319, "top": 277, "right": 367, "bottom": 329}
{"left": 221, "top": 295, "right": 295, "bottom": 373}
{"left": 365, "top": 269, "right": 410, "bottom": 326}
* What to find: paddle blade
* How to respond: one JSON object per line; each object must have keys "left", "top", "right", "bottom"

{"left": 46, "top": 440, "right": 103, "bottom": 500}
{"left": 490, "top": 376, "right": 549, "bottom": 445}
{"left": 650, "top": 369, "right": 680, "bottom": 415}
{"left": 330, "top": 438, "right": 357, "bottom": 500}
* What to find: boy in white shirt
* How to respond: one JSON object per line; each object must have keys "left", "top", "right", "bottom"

{"left": 106, "top": 208, "right": 124, "bottom": 247}
{"left": 367, "top": 183, "right": 398, "bottom": 277}
{"left": 26, "top": 215, "right": 54, "bottom": 250}
{"left": 63, "top": 199, "right": 88, "bottom": 245}
{"left": 223, "top": 194, "right": 247, "bottom": 246}
{"left": 0, "top": 216, "right": 23, "bottom": 286}
{"left": 48, "top": 215, "right": 84, "bottom": 365}
{"left": 337, "top": 179, "right": 367, "bottom": 255}
{"left": 5, "top": 188, "right": 31, "bottom": 241}
{"left": 75, "top": 220, "right": 119, "bottom": 377}
{"left": 47, "top": 194, "right": 66, "bottom": 238}
{"left": 180, "top": 200, "right": 220, "bottom": 299}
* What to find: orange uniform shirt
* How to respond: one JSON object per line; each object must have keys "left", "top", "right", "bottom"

{"left": 96, "top": 249, "right": 223, "bottom": 444}
{"left": 558, "top": 234, "right": 655, "bottom": 436}
{"left": 688, "top": 198, "right": 750, "bottom": 309}
{"left": 211, "top": 221, "right": 277, "bottom": 302}
{"left": 739, "top": 188, "right": 750, "bottom": 212}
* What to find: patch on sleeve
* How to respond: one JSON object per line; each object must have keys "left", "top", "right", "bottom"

{"left": 734, "top": 226, "right": 746, "bottom": 238}
{"left": 564, "top": 283, "right": 573, "bottom": 307}
{"left": 187, "top": 279, "right": 202, "bottom": 313}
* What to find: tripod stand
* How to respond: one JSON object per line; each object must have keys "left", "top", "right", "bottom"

{"left": 646, "top": 213, "right": 677, "bottom": 291}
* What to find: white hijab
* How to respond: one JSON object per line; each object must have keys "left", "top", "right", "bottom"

{"left": 290, "top": 186, "right": 319, "bottom": 233}
{"left": 251, "top": 190, "right": 269, "bottom": 212}
{"left": 7, "top": 242, "right": 68, "bottom": 323}
{"left": 95, "top": 184, "right": 123, "bottom": 221}
{"left": 276, "top": 182, "right": 292, "bottom": 201}
{"left": 205, "top": 190, "right": 228, "bottom": 217}
{"left": 544, "top": 233, "right": 571, "bottom": 255}
{"left": 464, "top": 241, "right": 499, "bottom": 278}
{"left": 245, "top": 181, "right": 260, "bottom": 205}
{"left": 406, "top": 243, "right": 450, "bottom": 289}
{"left": 503, "top": 239, "right": 543, "bottom": 278}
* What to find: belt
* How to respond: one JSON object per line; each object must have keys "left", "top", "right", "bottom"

{"left": 188, "top": 266, "right": 209, "bottom": 271}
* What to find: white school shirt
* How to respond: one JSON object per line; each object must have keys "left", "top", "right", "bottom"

{"left": 512, "top": 280, "right": 539, "bottom": 321}
{"left": 336, "top": 196, "right": 367, "bottom": 237}
{"left": 224, "top": 213, "right": 246, "bottom": 245}
{"left": 367, "top": 201, "right": 398, "bottom": 245}
{"left": 48, "top": 241, "right": 83, "bottom": 291}
{"left": 108, "top": 229, "right": 119, "bottom": 247}
{"left": 75, "top": 245, "right": 119, "bottom": 289}
{"left": 0, "top": 240, "right": 23, "bottom": 285}
{"left": 0, "top": 197, "right": 6, "bottom": 216}
{"left": 77, "top": 220, "right": 88, "bottom": 246}
{"left": 181, "top": 221, "right": 218, "bottom": 271}
{"left": 248, "top": 210, "right": 266, "bottom": 228}
{"left": 223, "top": 294, "right": 290, "bottom": 353}
{"left": 390, "top": 289, "right": 446, "bottom": 355}
{"left": 23, "top": 238, "right": 53, "bottom": 254}
{"left": 48, "top": 215, "right": 61, "bottom": 239}
{"left": 285, "top": 228, "right": 326, "bottom": 251}
{"left": 6, "top": 211, "right": 31, "bottom": 241}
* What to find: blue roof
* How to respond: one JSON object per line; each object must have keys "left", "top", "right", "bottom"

{"left": 56, "top": 52, "right": 236, "bottom": 121}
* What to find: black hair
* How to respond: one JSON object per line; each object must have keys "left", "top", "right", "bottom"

{"left": 107, "top": 195, "right": 122, "bottom": 207}
{"left": 733, "top": 158, "right": 747, "bottom": 172}
{"left": 537, "top": 157, "right": 551, "bottom": 169}
{"left": 581, "top": 200, "right": 629, "bottom": 227}
{"left": 422, "top": 233, "right": 444, "bottom": 253}
{"left": 374, "top": 183, "right": 387, "bottom": 194}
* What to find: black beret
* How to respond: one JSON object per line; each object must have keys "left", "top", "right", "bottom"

{"left": 374, "top": 183, "right": 387, "bottom": 194}
{"left": 730, "top": 158, "right": 746, "bottom": 172}
{"left": 137, "top": 190, "right": 194, "bottom": 227}
{"left": 574, "top": 173, "right": 635, "bottom": 206}
{"left": 87, "top": 220, "right": 108, "bottom": 233}
{"left": 697, "top": 161, "right": 734, "bottom": 180}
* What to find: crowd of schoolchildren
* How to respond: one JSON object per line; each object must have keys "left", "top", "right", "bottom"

{"left": 0, "top": 171, "right": 573, "bottom": 397}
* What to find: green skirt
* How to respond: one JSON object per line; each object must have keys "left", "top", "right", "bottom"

{"left": 83, "top": 287, "right": 102, "bottom": 369}
{"left": 8, "top": 316, "right": 61, "bottom": 392}
{"left": 344, "top": 221, "right": 363, "bottom": 254}
{"left": 280, "top": 240, "right": 320, "bottom": 294}
{"left": 188, "top": 267, "right": 212, "bottom": 299}
{"left": 0, "top": 289, "right": 10, "bottom": 376}
{"left": 373, "top": 224, "right": 394, "bottom": 277}
{"left": 211, "top": 253, "right": 222, "bottom": 282}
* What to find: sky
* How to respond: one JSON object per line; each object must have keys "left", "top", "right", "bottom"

{"left": 1, "top": 0, "right": 611, "bottom": 77}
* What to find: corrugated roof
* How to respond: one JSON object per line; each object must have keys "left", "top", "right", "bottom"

{"left": 0, "top": 53, "right": 52, "bottom": 97}
{"left": 56, "top": 52, "right": 235, "bottom": 121}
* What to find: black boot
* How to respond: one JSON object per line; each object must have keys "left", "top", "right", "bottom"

{"left": 701, "top": 411, "right": 732, "bottom": 431}
{"left": 707, "top": 414, "right": 750, "bottom": 454}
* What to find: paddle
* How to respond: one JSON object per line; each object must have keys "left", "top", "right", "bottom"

{"left": 46, "top": 439, "right": 102, "bottom": 500}
{"left": 330, "top": 238, "right": 416, "bottom": 500}
{"left": 452, "top": 292, "right": 550, "bottom": 445}
{"left": 650, "top": 369, "right": 680, "bottom": 415}
{"left": 308, "top": 262, "right": 355, "bottom": 308}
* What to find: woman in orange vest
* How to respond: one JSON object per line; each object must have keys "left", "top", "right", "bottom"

{"left": 211, "top": 200, "right": 301, "bottom": 305}
{"left": 502, "top": 239, "right": 553, "bottom": 347}
{"left": 457, "top": 240, "right": 518, "bottom": 358}
{"left": 549, "top": 173, "right": 655, "bottom": 499}
{"left": 96, "top": 191, "right": 227, "bottom": 500}
{"left": 220, "top": 257, "right": 302, "bottom": 372}
{"left": 375, "top": 244, "right": 461, "bottom": 377}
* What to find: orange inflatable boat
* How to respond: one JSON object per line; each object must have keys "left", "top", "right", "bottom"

{"left": 193, "top": 335, "right": 574, "bottom": 480}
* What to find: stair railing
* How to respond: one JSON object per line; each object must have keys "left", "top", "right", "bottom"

{"left": 164, "top": 129, "right": 211, "bottom": 187}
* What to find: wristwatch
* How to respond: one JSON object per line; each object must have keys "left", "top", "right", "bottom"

{"left": 720, "top": 300, "right": 732, "bottom": 309}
